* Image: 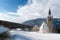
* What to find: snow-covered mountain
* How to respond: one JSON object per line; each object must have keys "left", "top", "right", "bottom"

{"left": 23, "top": 18, "right": 46, "bottom": 26}
{"left": 23, "top": 18, "right": 60, "bottom": 27}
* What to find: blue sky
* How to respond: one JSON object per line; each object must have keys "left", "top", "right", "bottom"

{"left": 0, "top": 0, "right": 27, "bottom": 12}
{"left": 0, "top": 0, "right": 60, "bottom": 23}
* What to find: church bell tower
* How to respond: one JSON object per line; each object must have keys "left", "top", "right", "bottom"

{"left": 47, "top": 9, "right": 53, "bottom": 23}
{"left": 47, "top": 9, "right": 54, "bottom": 33}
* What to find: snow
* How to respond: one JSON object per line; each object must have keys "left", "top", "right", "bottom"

{"left": 7, "top": 30, "right": 60, "bottom": 40}
{"left": 0, "top": 26, "right": 60, "bottom": 40}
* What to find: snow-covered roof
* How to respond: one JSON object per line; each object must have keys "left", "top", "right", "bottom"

{"left": 40, "top": 22, "right": 48, "bottom": 29}
{"left": 39, "top": 22, "right": 49, "bottom": 33}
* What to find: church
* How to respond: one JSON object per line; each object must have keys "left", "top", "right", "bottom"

{"left": 32, "top": 9, "right": 57, "bottom": 33}
{"left": 39, "top": 9, "right": 55, "bottom": 33}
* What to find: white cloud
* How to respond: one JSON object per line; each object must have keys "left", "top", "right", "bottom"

{"left": 16, "top": 0, "right": 54, "bottom": 22}
{"left": 0, "top": 0, "right": 60, "bottom": 23}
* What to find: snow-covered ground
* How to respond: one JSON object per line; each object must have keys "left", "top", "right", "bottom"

{"left": 0, "top": 27, "right": 60, "bottom": 40}
{"left": 7, "top": 30, "right": 60, "bottom": 40}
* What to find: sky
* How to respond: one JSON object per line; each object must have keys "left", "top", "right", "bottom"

{"left": 0, "top": 0, "right": 60, "bottom": 23}
{"left": 0, "top": 0, "right": 27, "bottom": 12}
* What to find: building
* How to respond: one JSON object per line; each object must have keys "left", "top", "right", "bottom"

{"left": 40, "top": 9, "right": 55, "bottom": 33}
{"left": 39, "top": 22, "right": 49, "bottom": 33}
{"left": 32, "top": 9, "right": 56, "bottom": 33}
{"left": 32, "top": 25, "right": 39, "bottom": 31}
{"left": 39, "top": 9, "right": 55, "bottom": 33}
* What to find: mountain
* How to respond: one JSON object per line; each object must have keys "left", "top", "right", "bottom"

{"left": 23, "top": 18, "right": 60, "bottom": 28}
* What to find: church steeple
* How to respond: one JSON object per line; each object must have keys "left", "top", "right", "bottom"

{"left": 49, "top": 9, "right": 51, "bottom": 15}
{"left": 47, "top": 9, "right": 54, "bottom": 33}
{"left": 47, "top": 9, "right": 53, "bottom": 22}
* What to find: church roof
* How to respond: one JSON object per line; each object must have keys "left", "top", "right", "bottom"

{"left": 40, "top": 22, "right": 48, "bottom": 29}
{"left": 39, "top": 21, "right": 50, "bottom": 33}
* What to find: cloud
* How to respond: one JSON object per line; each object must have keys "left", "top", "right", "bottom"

{"left": 0, "top": 0, "right": 60, "bottom": 23}
{"left": 0, "top": 13, "right": 18, "bottom": 22}
{"left": 16, "top": 0, "right": 54, "bottom": 22}
{"left": 50, "top": 0, "right": 60, "bottom": 17}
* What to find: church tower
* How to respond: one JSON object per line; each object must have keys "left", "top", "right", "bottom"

{"left": 47, "top": 9, "right": 54, "bottom": 33}
{"left": 47, "top": 9, "right": 53, "bottom": 23}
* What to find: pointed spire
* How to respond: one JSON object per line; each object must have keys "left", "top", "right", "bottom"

{"left": 49, "top": 9, "right": 51, "bottom": 15}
